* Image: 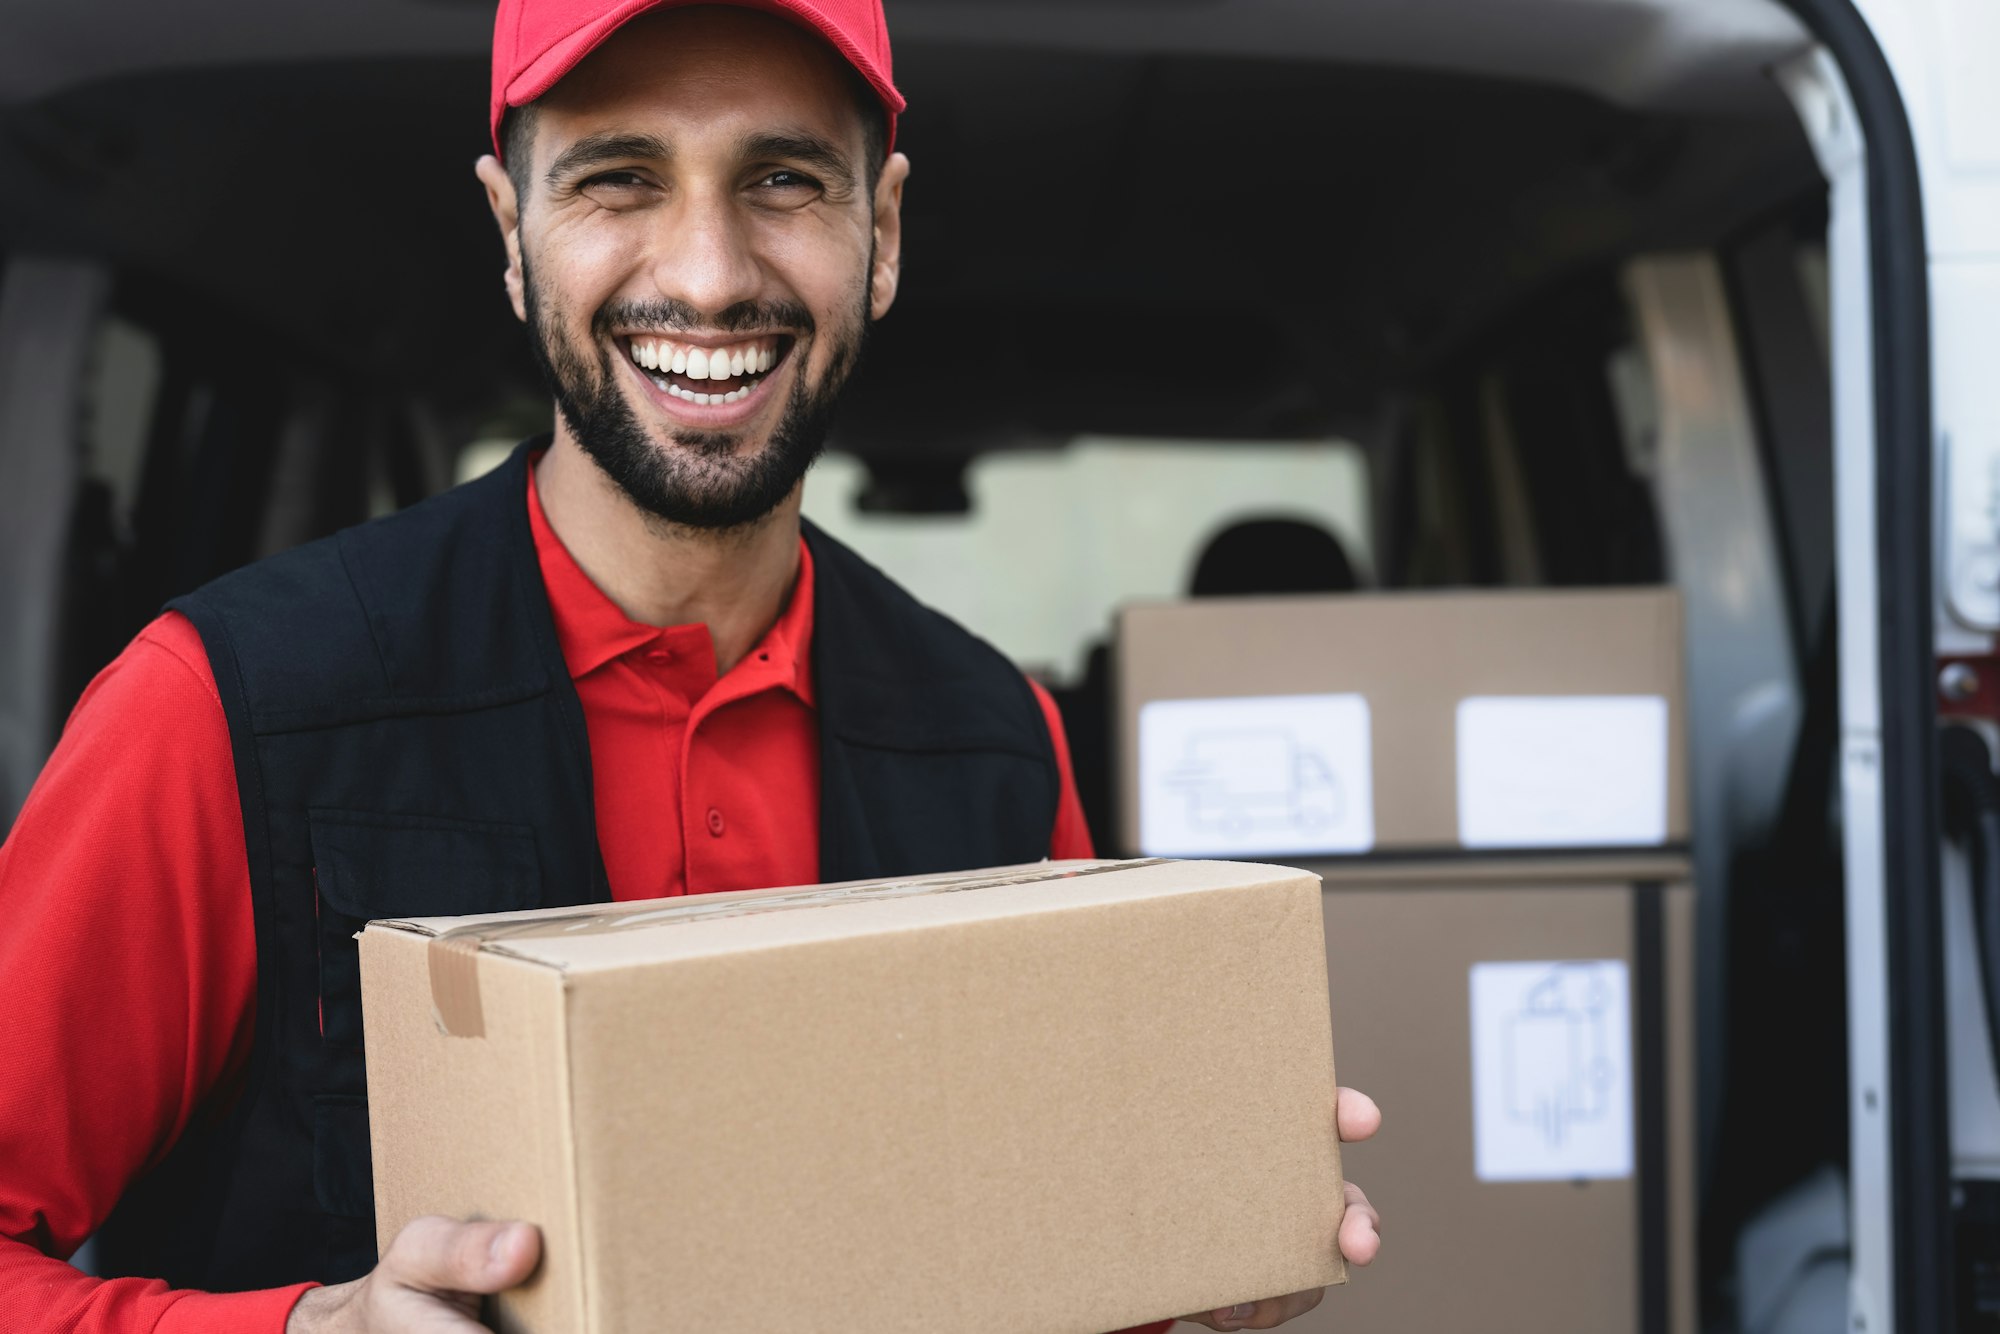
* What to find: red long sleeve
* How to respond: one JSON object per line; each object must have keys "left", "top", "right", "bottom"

{"left": 0, "top": 613, "right": 313, "bottom": 1332}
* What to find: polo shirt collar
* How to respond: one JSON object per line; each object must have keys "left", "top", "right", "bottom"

{"left": 525, "top": 459, "right": 816, "bottom": 706}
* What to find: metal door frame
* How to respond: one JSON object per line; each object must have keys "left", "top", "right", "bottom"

{"left": 1770, "top": 4, "right": 1945, "bottom": 1331}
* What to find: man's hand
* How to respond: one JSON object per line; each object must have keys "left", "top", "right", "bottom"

{"left": 1180, "top": 1086, "right": 1383, "bottom": 1332}
{"left": 286, "top": 1216, "right": 541, "bottom": 1332}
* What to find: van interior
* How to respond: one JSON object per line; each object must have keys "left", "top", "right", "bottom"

{"left": 0, "top": 0, "right": 1863, "bottom": 1325}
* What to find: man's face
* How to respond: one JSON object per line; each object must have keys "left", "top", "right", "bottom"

{"left": 487, "top": 7, "right": 907, "bottom": 529}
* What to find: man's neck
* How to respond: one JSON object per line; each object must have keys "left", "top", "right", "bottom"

{"left": 533, "top": 428, "right": 804, "bottom": 676}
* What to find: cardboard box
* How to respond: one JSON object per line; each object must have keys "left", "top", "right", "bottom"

{"left": 1294, "top": 862, "right": 1698, "bottom": 1334}
{"left": 1117, "top": 589, "right": 1686, "bottom": 858}
{"left": 360, "top": 858, "right": 1346, "bottom": 1334}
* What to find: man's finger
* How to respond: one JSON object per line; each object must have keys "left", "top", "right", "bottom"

{"left": 379, "top": 1215, "right": 542, "bottom": 1294}
{"left": 1339, "top": 1179, "right": 1382, "bottom": 1267}
{"left": 1202, "top": 1288, "right": 1326, "bottom": 1330}
{"left": 1335, "top": 1087, "right": 1381, "bottom": 1143}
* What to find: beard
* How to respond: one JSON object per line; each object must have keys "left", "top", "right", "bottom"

{"left": 522, "top": 252, "right": 869, "bottom": 531}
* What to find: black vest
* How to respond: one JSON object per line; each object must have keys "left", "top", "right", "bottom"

{"left": 95, "top": 442, "right": 1058, "bottom": 1291}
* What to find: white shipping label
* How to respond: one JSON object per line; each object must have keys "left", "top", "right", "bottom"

{"left": 1469, "top": 960, "right": 1634, "bottom": 1182}
{"left": 1456, "top": 695, "right": 1670, "bottom": 848}
{"left": 1137, "top": 694, "right": 1374, "bottom": 857}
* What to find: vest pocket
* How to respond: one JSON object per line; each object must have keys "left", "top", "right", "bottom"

{"left": 309, "top": 809, "right": 540, "bottom": 1047}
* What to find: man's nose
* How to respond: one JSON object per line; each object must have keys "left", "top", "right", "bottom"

{"left": 649, "top": 188, "right": 762, "bottom": 320}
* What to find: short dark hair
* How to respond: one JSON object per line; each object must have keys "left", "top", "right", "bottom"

{"left": 501, "top": 103, "right": 540, "bottom": 206}
{"left": 499, "top": 72, "right": 888, "bottom": 208}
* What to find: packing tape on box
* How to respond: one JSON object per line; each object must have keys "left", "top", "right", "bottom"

{"left": 423, "top": 858, "right": 1170, "bottom": 1037}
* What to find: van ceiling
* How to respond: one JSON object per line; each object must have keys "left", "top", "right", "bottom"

{"left": 0, "top": 0, "right": 1812, "bottom": 112}
{"left": 0, "top": 0, "right": 1822, "bottom": 451}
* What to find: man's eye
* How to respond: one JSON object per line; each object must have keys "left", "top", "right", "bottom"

{"left": 758, "top": 170, "right": 821, "bottom": 192}
{"left": 581, "top": 170, "right": 648, "bottom": 190}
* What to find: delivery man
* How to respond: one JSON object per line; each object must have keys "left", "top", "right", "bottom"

{"left": 0, "top": 1, "right": 1382, "bottom": 1330}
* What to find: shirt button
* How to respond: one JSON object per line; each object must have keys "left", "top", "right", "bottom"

{"left": 706, "top": 807, "right": 726, "bottom": 837}
{"left": 646, "top": 648, "right": 672, "bottom": 665}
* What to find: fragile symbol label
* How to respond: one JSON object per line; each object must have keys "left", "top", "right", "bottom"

{"left": 1469, "top": 959, "right": 1634, "bottom": 1182}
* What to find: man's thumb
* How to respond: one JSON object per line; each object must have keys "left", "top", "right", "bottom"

{"left": 381, "top": 1215, "right": 542, "bottom": 1294}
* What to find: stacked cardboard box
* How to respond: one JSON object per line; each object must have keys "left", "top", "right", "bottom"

{"left": 1116, "top": 589, "right": 1695, "bottom": 1334}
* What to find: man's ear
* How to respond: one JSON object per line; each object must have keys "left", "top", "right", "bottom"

{"left": 869, "top": 151, "right": 911, "bottom": 321}
{"left": 475, "top": 154, "right": 528, "bottom": 323}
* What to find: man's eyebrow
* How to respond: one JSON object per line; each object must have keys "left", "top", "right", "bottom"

{"left": 739, "top": 130, "right": 857, "bottom": 192}
{"left": 545, "top": 132, "right": 672, "bottom": 186}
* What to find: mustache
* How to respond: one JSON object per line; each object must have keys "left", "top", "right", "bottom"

{"left": 592, "top": 296, "right": 815, "bottom": 339}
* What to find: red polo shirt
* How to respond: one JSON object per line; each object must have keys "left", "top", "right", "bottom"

{"left": 0, "top": 465, "right": 1136, "bottom": 1333}
{"left": 528, "top": 467, "right": 829, "bottom": 900}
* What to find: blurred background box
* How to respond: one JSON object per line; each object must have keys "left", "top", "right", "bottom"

{"left": 1301, "top": 861, "right": 1696, "bottom": 1334}
{"left": 1117, "top": 589, "right": 1685, "bottom": 858}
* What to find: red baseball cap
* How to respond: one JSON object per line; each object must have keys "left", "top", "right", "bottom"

{"left": 491, "top": 0, "right": 904, "bottom": 159}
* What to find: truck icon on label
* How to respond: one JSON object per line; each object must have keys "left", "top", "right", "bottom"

{"left": 1165, "top": 729, "right": 1344, "bottom": 835}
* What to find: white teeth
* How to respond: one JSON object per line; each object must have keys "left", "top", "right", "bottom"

{"left": 642, "top": 338, "right": 779, "bottom": 402}
{"left": 658, "top": 379, "right": 758, "bottom": 406}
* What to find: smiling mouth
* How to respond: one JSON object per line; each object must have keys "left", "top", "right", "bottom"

{"left": 621, "top": 333, "right": 793, "bottom": 405}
